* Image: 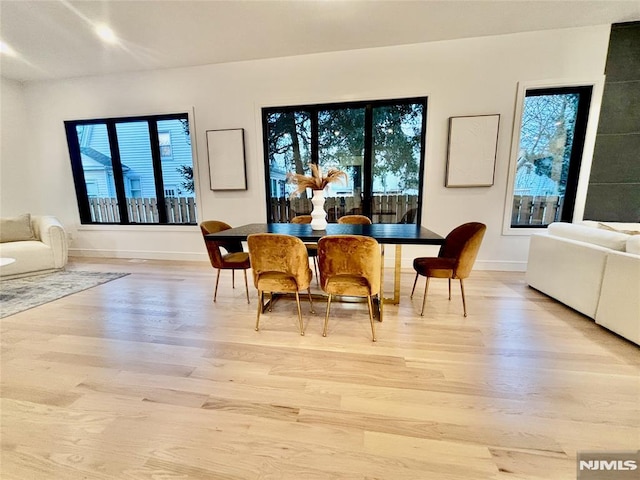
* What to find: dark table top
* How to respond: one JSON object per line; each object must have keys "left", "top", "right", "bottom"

{"left": 206, "top": 223, "right": 445, "bottom": 245}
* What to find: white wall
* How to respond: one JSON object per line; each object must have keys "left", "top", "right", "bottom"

{"left": 0, "top": 78, "right": 36, "bottom": 216}
{"left": 2, "top": 25, "right": 611, "bottom": 268}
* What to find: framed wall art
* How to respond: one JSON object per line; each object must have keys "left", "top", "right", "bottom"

{"left": 445, "top": 114, "right": 500, "bottom": 187}
{"left": 206, "top": 128, "right": 247, "bottom": 191}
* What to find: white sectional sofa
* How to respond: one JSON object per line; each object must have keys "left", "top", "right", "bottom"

{"left": 526, "top": 221, "right": 640, "bottom": 346}
{"left": 0, "top": 214, "right": 68, "bottom": 279}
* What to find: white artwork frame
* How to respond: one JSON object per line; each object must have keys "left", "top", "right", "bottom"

{"left": 445, "top": 114, "right": 500, "bottom": 187}
{"left": 206, "top": 128, "right": 247, "bottom": 191}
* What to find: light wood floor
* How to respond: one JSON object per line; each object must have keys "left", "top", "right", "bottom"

{"left": 1, "top": 257, "right": 638, "bottom": 479}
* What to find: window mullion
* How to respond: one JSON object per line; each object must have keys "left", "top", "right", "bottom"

{"left": 560, "top": 87, "right": 592, "bottom": 222}
{"left": 148, "top": 121, "right": 168, "bottom": 224}
{"left": 106, "top": 122, "right": 130, "bottom": 224}
{"left": 311, "top": 109, "right": 319, "bottom": 166}
{"left": 362, "top": 104, "right": 373, "bottom": 218}
{"left": 417, "top": 98, "right": 428, "bottom": 225}
{"left": 65, "top": 122, "right": 92, "bottom": 223}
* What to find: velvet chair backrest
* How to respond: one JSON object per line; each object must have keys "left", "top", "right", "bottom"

{"left": 247, "top": 233, "right": 311, "bottom": 289}
{"left": 291, "top": 215, "right": 312, "bottom": 224}
{"left": 338, "top": 215, "right": 372, "bottom": 225}
{"left": 317, "top": 235, "right": 381, "bottom": 295}
{"left": 200, "top": 220, "right": 244, "bottom": 269}
{"left": 438, "top": 222, "right": 486, "bottom": 279}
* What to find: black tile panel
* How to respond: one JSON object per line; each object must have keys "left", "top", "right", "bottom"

{"left": 596, "top": 80, "right": 640, "bottom": 135}
{"left": 589, "top": 133, "right": 640, "bottom": 184}
{"left": 583, "top": 184, "right": 640, "bottom": 222}
{"left": 604, "top": 22, "right": 640, "bottom": 82}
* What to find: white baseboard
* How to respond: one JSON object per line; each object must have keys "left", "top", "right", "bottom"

{"left": 473, "top": 260, "right": 527, "bottom": 272}
{"left": 70, "top": 248, "right": 527, "bottom": 272}
{"left": 69, "top": 248, "right": 209, "bottom": 262}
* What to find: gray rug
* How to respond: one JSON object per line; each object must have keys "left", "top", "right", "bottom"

{"left": 0, "top": 270, "right": 129, "bottom": 318}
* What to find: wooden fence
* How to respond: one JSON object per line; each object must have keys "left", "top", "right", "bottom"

{"left": 88, "top": 194, "right": 562, "bottom": 226}
{"left": 511, "top": 195, "right": 563, "bottom": 226}
{"left": 88, "top": 197, "right": 197, "bottom": 224}
{"left": 269, "top": 194, "right": 420, "bottom": 223}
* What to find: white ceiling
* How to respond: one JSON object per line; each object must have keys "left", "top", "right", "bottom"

{"left": 1, "top": 0, "right": 639, "bottom": 83}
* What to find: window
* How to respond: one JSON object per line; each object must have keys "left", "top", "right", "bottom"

{"left": 85, "top": 181, "right": 99, "bottom": 198}
{"left": 65, "top": 113, "right": 196, "bottom": 225}
{"left": 158, "top": 132, "right": 173, "bottom": 159}
{"left": 505, "top": 84, "right": 593, "bottom": 231}
{"left": 128, "top": 178, "right": 142, "bottom": 198}
{"left": 262, "top": 97, "right": 427, "bottom": 224}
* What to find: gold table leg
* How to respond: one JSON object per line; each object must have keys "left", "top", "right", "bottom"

{"left": 382, "top": 244, "right": 402, "bottom": 305}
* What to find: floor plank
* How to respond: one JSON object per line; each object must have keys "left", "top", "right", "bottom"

{"left": 1, "top": 257, "right": 638, "bottom": 479}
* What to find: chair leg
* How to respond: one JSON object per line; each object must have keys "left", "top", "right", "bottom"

{"left": 367, "top": 295, "right": 377, "bottom": 342}
{"left": 410, "top": 273, "right": 419, "bottom": 298}
{"left": 313, "top": 257, "right": 319, "bottom": 287}
{"left": 420, "top": 277, "right": 430, "bottom": 316}
{"left": 243, "top": 269, "right": 250, "bottom": 304}
{"left": 460, "top": 278, "right": 467, "bottom": 317}
{"left": 213, "top": 269, "right": 221, "bottom": 302}
{"left": 307, "top": 287, "right": 315, "bottom": 314}
{"left": 323, "top": 294, "right": 332, "bottom": 337}
{"left": 255, "top": 290, "right": 263, "bottom": 331}
{"left": 268, "top": 292, "right": 273, "bottom": 312}
{"left": 448, "top": 278, "right": 452, "bottom": 300}
{"left": 232, "top": 269, "right": 235, "bottom": 288}
{"left": 295, "top": 291, "right": 305, "bottom": 336}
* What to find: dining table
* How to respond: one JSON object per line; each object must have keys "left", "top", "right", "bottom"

{"left": 205, "top": 223, "right": 445, "bottom": 311}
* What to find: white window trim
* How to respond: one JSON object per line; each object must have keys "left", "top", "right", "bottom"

{"left": 501, "top": 77, "right": 605, "bottom": 236}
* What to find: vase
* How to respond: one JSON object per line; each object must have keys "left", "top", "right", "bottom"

{"left": 310, "top": 189, "right": 328, "bottom": 230}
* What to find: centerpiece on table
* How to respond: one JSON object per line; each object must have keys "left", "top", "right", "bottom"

{"left": 287, "top": 164, "right": 347, "bottom": 230}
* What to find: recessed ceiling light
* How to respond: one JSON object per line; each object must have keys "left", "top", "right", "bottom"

{"left": 95, "top": 24, "right": 117, "bottom": 44}
{"left": 0, "top": 41, "right": 17, "bottom": 57}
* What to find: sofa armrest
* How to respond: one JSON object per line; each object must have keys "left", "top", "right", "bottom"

{"left": 526, "top": 233, "right": 609, "bottom": 318}
{"left": 31, "top": 215, "right": 68, "bottom": 268}
{"left": 595, "top": 251, "right": 640, "bottom": 345}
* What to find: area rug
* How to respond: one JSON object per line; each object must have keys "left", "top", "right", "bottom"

{"left": 0, "top": 270, "right": 129, "bottom": 318}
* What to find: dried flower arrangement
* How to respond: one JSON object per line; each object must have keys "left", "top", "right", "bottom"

{"left": 286, "top": 163, "right": 347, "bottom": 197}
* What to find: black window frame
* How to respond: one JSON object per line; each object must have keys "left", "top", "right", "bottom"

{"left": 64, "top": 112, "right": 192, "bottom": 225}
{"left": 261, "top": 96, "right": 428, "bottom": 224}
{"left": 511, "top": 86, "right": 592, "bottom": 228}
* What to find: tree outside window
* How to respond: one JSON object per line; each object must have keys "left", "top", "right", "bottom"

{"left": 510, "top": 86, "right": 592, "bottom": 227}
{"left": 262, "top": 97, "right": 427, "bottom": 223}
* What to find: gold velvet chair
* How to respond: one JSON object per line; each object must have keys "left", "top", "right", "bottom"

{"left": 291, "top": 215, "right": 319, "bottom": 285}
{"left": 247, "top": 233, "right": 315, "bottom": 335}
{"left": 338, "top": 215, "right": 372, "bottom": 225}
{"left": 410, "top": 222, "right": 486, "bottom": 317}
{"left": 317, "top": 235, "right": 381, "bottom": 342}
{"left": 200, "top": 220, "right": 251, "bottom": 303}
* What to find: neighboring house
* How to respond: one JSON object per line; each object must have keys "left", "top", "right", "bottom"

{"left": 514, "top": 161, "right": 560, "bottom": 196}
{"left": 268, "top": 164, "right": 288, "bottom": 198}
{"left": 80, "top": 147, "right": 125, "bottom": 198}
{"left": 78, "top": 121, "right": 194, "bottom": 199}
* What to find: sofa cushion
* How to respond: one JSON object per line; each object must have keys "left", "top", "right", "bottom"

{"left": 0, "top": 214, "right": 36, "bottom": 243}
{"left": 627, "top": 236, "right": 640, "bottom": 255}
{"left": 597, "top": 222, "right": 640, "bottom": 235}
{"left": 547, "top": 222, "right": 628, "bottom": 251}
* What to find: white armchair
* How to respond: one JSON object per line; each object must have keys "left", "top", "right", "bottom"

{"left": 0, "top": 214, "right": 68, "bottom": 278}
